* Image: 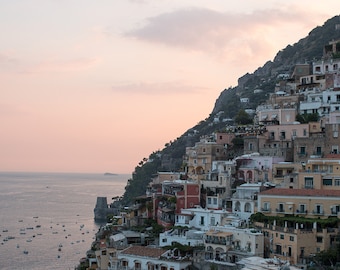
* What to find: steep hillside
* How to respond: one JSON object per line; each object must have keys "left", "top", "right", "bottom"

{"left": 212, "top": 15, "right": 340, "bottom": 117}
{"left": 120, "top": 15, "right": 340, "bottom": 206}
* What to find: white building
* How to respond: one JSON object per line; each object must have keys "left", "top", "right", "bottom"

{"left": 299, "top": 88, "right": 340, "bottom": 117}
{"left": 202, "top": 160, "right": 236, "bottom": 209}
{"left": 231, "top": 183, "right": 266, "bottom": 221}
{"left": 159, "top": 228, "right": 204, "bottom": 247}
{"left": 175, "top": 207, "right": 242, "bottom": 231}
{"left": 116, "top": 246, "right": 192, "bottom": 270}
{"left": 204, "top": 225, "right": 264, "bottom": 265}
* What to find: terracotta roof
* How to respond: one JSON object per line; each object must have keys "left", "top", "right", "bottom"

{"left": 259, "top": 188, "right": 340, "bottom": 197}
{"left": 120, "top": 246, "right": 166, "bottom": 258}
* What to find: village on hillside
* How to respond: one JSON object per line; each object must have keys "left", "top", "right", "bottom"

{"left": 85, "top": 39, "right": 340, "bottom": 270}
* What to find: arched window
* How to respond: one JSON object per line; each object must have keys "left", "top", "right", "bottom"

{"left": 244, "top": 202, "right": 251, "bottom": 213}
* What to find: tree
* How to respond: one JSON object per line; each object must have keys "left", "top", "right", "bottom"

{"left": 296, "top": 113, "right": 319, "bottom": 123}
{"left": 234, "top": 109, "right": 253, "bottom": 125}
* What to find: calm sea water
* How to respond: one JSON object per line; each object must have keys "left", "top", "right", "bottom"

{"left": 0, "top": 172, "right": 128, "bottom": 270}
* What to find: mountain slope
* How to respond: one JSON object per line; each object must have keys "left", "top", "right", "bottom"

{"left": 121, "top": 15, "right": 340, "bottom": 205}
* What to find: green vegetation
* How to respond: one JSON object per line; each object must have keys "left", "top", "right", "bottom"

{"left": 121, "top": 152, "right": 162, "bottom": 206}
{"left": 235, "top": 109, "right": 253, "bottom": 125}
{"left": 250, "top": 212, "right": 339, "bottom": 228}
{"left": 313, "top": 242, "right": 340, "bottom": 268}
{"left": 120, "top": 15, "right": 340, "bottom": 207}
{"left": 296, "top": 113, "right": 319, "bottom": 123}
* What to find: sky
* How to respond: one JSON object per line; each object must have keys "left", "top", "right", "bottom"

{"left": 1, "top": 1, "right": 339, "bottom": 174}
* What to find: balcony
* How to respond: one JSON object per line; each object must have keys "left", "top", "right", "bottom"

{"left": 312, "top": 210, "right": 324, "bottom": 216}
{"left": 331, "top": 210, "right": 339, "bottom": 216}
{"left": 205, "top": 239, "right": 228, "bottom": 245}
{"left": 276, "top": 208, "right": 285, "bottom": 213}
{"left": 261, "top": 208, "right": 271, "bottom": 213}
{"left": 295, "top": 210, "right": 307, "bottom": 215}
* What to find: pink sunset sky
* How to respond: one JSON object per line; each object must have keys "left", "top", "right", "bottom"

{"left": 1, "top": 1, "right": 339, "bottom": 174}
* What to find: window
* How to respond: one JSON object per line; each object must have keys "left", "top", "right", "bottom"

{"left": 305, "top": 177, "right": 313, "bottom": 189}
{"left": 208, "top": 198, "right": 211, "bottom": 204}
{"left": 275, "top": 245, "right": 282, "bottom": 255}
{"left": 162, "top": 238, "right": 167, "bottom": 242}
{"left": 300, "top": 146, "right": 306, "bottom": 155}
{"left": 316, "top": 147, "right": 322, "bottom": 155}
{"left": 323, "top": 179, "right": 332, "bottom": 186}
{"left": 210, "top": 217, "right": 215, "bottom": 226}
{"left": 280, "top": 234, "right": 284, "bottom": 239}
{"left": 332, "top": 145, "right": 339, "bottom": 153}
{"left": 263, "top": 202, "right": 270, "bottom": 211}
{"left": 213, "top": 198, "right": 217, "bottom": 204}
{"left": 299, "top": 204, "right": 306, "bottom": 213}
{"left": 335, "top": 179, "right": 340, "bottom": 186}
{"left": 292, "top": 130, "right": 297, "bottom": 136}
{"left": 280, "top": 131, "right": 286, "bottom": 139}
{"left": 290, "top": 236, "right": 294, "bottom": 241}
{"left": 200, "top": 216, "right": 204, "bottom": 225}
{"left": 315, "top": 204, "right": 323, "bottom": 214}
{"left": 317, "top": 237, "right": 323, "bottom": 243}
{"left": 249, "top": 143, "right": 253, "bottom": 151}
{"left": 290, "top": 178, "right": 294, "bottom": 183}
{"left": 277, "top": 203, "right": 284, "bottom": 212}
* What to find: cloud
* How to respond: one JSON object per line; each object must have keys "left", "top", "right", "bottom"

{"left": 124, "top": 6, "right": 328, "bottom": 61}
{"left": 25, "top": 57, "right": 100, "bottom": 73}
{"left": 0, "top": 52, "right": 19, "bottom": 72}
{"left": 112, "top": 81, "right": 207, "bottom": 96}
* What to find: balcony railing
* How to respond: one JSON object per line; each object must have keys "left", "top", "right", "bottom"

{"left": 295, "top": 210, "right": 307, "bottom": 215}
{"left": 312, "top": 210, "right": 324, "bottom": 216}
{"left": 261, "top": 208, "right": 271, "bottom": 213}
{"left": 331, "top": 210, "right": 339, "bottom": 216}
{"left": 276, "top": 208, "right": 285, "bottom": 213}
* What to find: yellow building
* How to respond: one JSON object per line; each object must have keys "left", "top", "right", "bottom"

{"left": 256, "top": 188, "right": 340, "bottom": 265}
{"left": 298, "top": 158, "right": 340, "bottom": 190}
{"left": 184, "top": 138, "right": 227, "bottom": 181}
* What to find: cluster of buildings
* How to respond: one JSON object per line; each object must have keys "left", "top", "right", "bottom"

{"left": 87, "top": 40, "right": 340, "bottom": 270}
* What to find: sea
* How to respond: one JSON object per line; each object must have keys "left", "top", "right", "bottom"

{"left": 0, "top": 171, "right": 129, "bottom": 270}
